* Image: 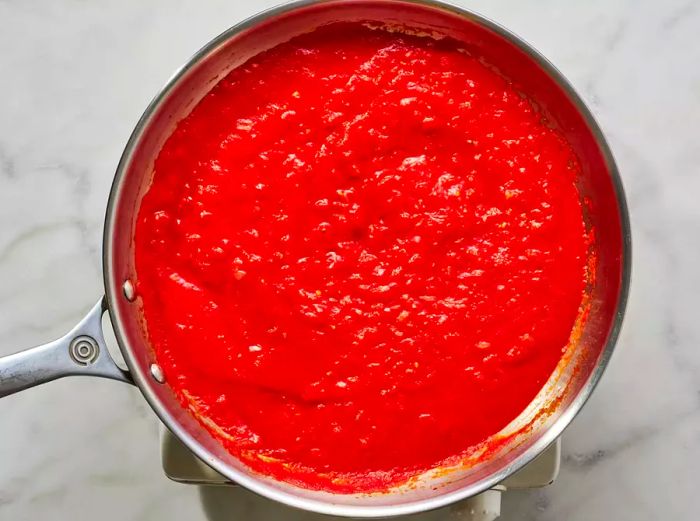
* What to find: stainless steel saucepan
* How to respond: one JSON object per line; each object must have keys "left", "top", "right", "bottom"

{"left": 0, "top": 0, "right": 630, "bottom": 516}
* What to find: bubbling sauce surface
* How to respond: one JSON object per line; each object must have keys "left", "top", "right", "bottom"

{"left": 135, "top": 23, "right": 588, "bottom": 492}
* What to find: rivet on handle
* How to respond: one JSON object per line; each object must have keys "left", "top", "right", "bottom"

{"left": 150, "top": 363, "right": 166, "bottom": 384}
{"left": 123, "top": 280, "right": 136, "bottom": 302}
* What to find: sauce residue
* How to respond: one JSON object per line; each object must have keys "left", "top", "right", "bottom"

{"left": 135, "top": 23, "right": 588, "bottom": 493}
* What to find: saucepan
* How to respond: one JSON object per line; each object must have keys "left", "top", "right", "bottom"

{"left": 0, "top": 0, "right": 630, "bottom": 516}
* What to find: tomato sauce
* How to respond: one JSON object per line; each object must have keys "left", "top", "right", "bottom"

{"left": 135, "top": 23, "right": 588, "bottom": 492}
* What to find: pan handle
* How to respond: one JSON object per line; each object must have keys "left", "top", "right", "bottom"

{"left": 0, "top": 297, "right": 132, "bottom": 398}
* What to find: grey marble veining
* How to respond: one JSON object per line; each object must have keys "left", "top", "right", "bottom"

{"left": 1, "top": 0, "right": 697, "bottom": 520}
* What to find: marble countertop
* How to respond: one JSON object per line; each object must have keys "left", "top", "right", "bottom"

{"left": 0, "top": 0, "right": 697, "bottom": 519}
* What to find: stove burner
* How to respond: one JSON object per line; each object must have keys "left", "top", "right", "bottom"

{"left": 160, "top": 427, "right": 560, "bottom": 520}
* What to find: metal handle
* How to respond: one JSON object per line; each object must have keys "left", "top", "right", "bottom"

{"left": 0, "top": 298, "right": 132, "bottom": 398}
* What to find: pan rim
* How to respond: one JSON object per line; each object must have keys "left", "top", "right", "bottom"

{"left": 102, "top": 0, "right": 631, "bottom": 516}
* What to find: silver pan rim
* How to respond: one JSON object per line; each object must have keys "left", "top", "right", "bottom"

{"left": 102, "top": 0, "right": 631, "bottom": 516}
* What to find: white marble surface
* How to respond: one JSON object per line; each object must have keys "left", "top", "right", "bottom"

{"left": 0, "top": 0, "right": 697, "bottom": 519}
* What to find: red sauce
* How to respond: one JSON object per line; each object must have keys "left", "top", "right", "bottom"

{"left": 135, "top": 23, "right": 588, "bottom": 493}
